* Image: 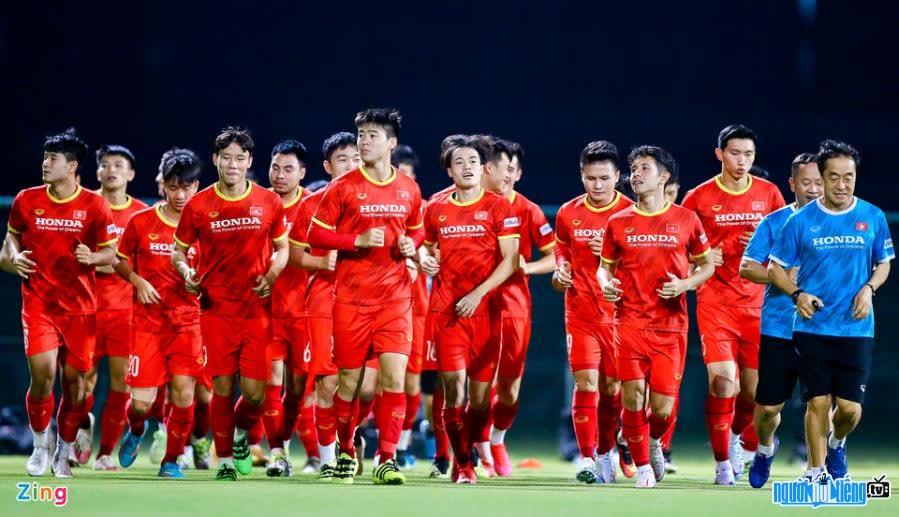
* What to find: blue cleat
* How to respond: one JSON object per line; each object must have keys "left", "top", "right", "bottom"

{"left": 749, "top": 437, "right": 779, "bottom": 489}
{"left": 158, "top": 461, "right": 185, "bottom": 478}
{"left": 118, "top": 422, "right": 147, "bottom": 469}
{"left": 825, "top": 436, "right": 847, "bottom": 480}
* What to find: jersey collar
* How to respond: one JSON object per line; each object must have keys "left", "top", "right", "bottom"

{"left": 816, "top": 196, "right": 857, "bottom": 215}
{"left": 46, "top": 185, "right": 82, "bottom": 204}
{"left": 359, "top": 165, "right": 397, "bottom": 186}
{"left": 714, "top": 174, "right": 753, "bottom": 195}
{"left": 449, "top": 188, "right": 485, "bottom": 207}
{"left": 214, "top": 180, "right": 253, "bottom": 202}
{"left": 155, "top": 204, "right": 179, "bottom": 228}
{"left": 108, "top": 195, "right": 133, "bottom": 211}
{"left": 633, "top": 201, "right": 672, "bottom": 217}
{"left": 283, "top": 187, "right": 303, "bottom": 208}
{"left": 584, "top": 192, "right": 620, "bottom": 213}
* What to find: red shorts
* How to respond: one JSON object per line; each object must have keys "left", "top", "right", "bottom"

{"left": 272, "top": 317, "right": 309, "bottom": 375}
{"left": 307, "top": 315, "right": 337, "bottom": 377}
{"left": 332, "top": 300, "right": 413, "bottom": 370}
{"left": 95, "top": 309, "right": 132, "bottom": 361}
{"left": 566, "top": 319, "right": 619, "bottom": 378}
{"left": 617, "top": 326, "right": 685, "bottom": 397}
{"left": 406, "top": 313, "right": 427, "bottom": 374}
{"left": 23, "top": 310, "right": 96, "bottom": 373}
{"left": 200, "top": 311, "right": 272, "bottom": 381}
{"left": 697, "top": 304, "right": 761, "bottom": 369}
{"left": 127, "top": 326, "right": 204, "bottom": 388}
{"left": 433, "top": 312, "right": 498, "bottom": 383}
{"left": 498, "top": 316, "right": 531, "bottom": 379}
{"left": 421, "top": 312, "right": 438, "bottom": 371}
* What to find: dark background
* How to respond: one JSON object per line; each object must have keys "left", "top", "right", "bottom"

{"left": 1, "top": 1, "right": 898, "bottom": 452}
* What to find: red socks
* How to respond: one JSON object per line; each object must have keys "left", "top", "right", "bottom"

{"left": 661, "top": 397, "right": 679, "bottom": 450}
{"left": 261, "top": 385, "right": 284, "bottom": 447}
{"left": 315, "top": 404, "right": 337, "bottom": 447}
{"left": 648, "top": 411, "right": 672, "bottom": 440}
{"left": 334, "top": 396, "right": 357, "bottom": 456}
{"left": 125, "top": 399, "right": 150, "bottom": 437}
{"left": 492, "top": 397, "right": 518, "bottom": 432}
{"left": 98, "top": 389, "right": 129, "bottom": 456}
{"left": 572, "top": 390, "right": 599, "bottom": 458}
{"left": 357, "top": 396, "right": 376, "bottom": 425}
{"left": 79, "top": 393, "right": 95, "bottom": 428}
{"left": 432, "top": 388, "right": 450, "bottom": 459}
{"left": 26, "top": 390, "right": 54, "bottom": 434}
{"left": 742, "top": 423, "right": 759, "bottom": 452}
{"left": 376, "top": 391, "right": 405, "bottom": 461}
{"left": 621, "top": 408, "right": 649, "bottom": 467}
{"left": 248, "top": 419, "right": 264, "bottom": 445}
{"left": 597, "top": 390, "right": 621, "bottom": 455}
{"left": 211, "top": 393, "right": 235, "bottom": 457}
{"left": 466, "top": 404, "right": 491, "bottom": 445}
{"left": 732, "top": 395, "right": 755, "bottom": 435}
{"left": 297, "top": 402, "right": 319, "bottom": 458}
{"left": 443, "top": 405, "right": 469, "bottom": 465}
{"left": 705, "top": 395, "right": 735, "bottom": 462}
{"left": 150, "top": 384, "right": 167, "bottom": 423}
{"left": 193, "top": 398, "right": 210, "bottom": 440}
{"left": 234, "top": 396, "right": 263, "bottom": 434}
{"left": 162, "top": 403, "right": 194, "bottom": 465}
{"left": 279, "top": 390, "right": 302, "bottom": 446}
{"left": 403, "top": 392, "right": 421, "bottom": 431}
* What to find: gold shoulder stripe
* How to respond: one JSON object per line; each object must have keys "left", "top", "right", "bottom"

{"left": 311, "top": 217, "right": 335, "bottom": 230}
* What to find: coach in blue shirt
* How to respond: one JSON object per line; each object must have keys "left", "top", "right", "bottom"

{"left": 768, "top": 140, "right": 893, "bottom": 481}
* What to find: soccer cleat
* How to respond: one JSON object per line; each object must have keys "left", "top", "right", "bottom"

{"left": 301, "top": 457, "right": 321, "bottom": 474}
{"left": 616, "top": 435, "right": 637, "bottom": 478}
{"left": 265, "top": 454, "right": 293, "bottom": 477}
{"left": 353, "top": 429, "right": 366, "bottom": 476}
{"left": 729, "top": 432, "right": 744, "bottom": 479}
{"left": 373, "top": 458, "right": 406, "bottom": 485}
{"left": 52, "top": 441, "right": 73, "bottom": 478}
{"left": 319, "top": 460, "right": 337, "bottom": 481}
{"left": 118, "top": 422, "right": 146, "bottom": 469}
{"left": 743, "top": 449, "right": 757, "bottom": 472}
{"left": 455, "top": 463, "right": 477, "bottom": 484}
{"left": 177, "top": 445, "right": 192, "bottom": 471}
{"left": 635, "top": 466, "right": 656, "bottom": 488}
{"left": 825, "top": 435, "right": 848, "bottom": 480}
{"left": 714, "top": 461, "right": 736, "bottom": 486}
{"left": 649, "top": 439, "right": 666, "bottom": 482}
{"left": 334, "top": 453, "right": 356, "bottom": 484}
{"left": 596, "top": 451, "right": 616, "bottom": 484}
{"left": 396, "top": 450, "right": 417, "bottom": 471}
{"left": 149, "top": 428, "right": 167, "bottom": 465}
{"left": 215, "top": 463, "right": 238, "bottom": 481}
{"left": 158, "top": 461, "right": 185, "bottom": 478}
{"left": 191, "top": 437, "right": 211, "bottom": 470}
{"left": 232, "top": 433, "right": 253, "bottom": 476}
{"left": 663, "top": 449, "right": 678, "bottom": 474}
{"left": 451, "top": 460, "right": 460, "bottom": 482}
{"left": 749, "top": 438, "right": 779, "bottom": 489}
{"left": 575, "top": 456, "right": 597, "bottom": 484}
{"left": 73, "top": 412, "right": 94, "bottom": 466}
{"left": 490, "top": 443, "right": 512, "bottom": 477}
{"left": 429, "top": 457, "right": 450, "bottom": 478}
{"left": 92, "top": 454, "right": 119, "bottom": 471}
{"left": 26, "top": 446, "right": 51, "bottom": 477}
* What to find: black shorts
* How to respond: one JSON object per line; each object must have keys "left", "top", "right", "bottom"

{"left": 420, "top": 370, "right": 439, "bottom": 395}
{"left": 755, "top": 335, "right": 803, "bottom": 406}
{"left": 794, "top": 332, "right": 874, "bottom": 404}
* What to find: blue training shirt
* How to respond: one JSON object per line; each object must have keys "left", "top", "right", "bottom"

{"left": 743, "top": 203, "right": 798, "bottom": 340}
{"left": 769, "top": 197, "right": 894, "bottom": 338}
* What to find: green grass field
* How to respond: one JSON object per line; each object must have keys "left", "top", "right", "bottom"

{"left": 1, "top": 447, "right": 896, "bottom": 516}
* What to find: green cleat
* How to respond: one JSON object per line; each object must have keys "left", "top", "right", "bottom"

{"left": 233, "top": 434, "right": 253, "bottom": 476}
{"left": 373, "top": 458, "right": 406, "bottom": 485}
{"left": 216, "top": 463, "right": 238, "bottom": 481}
{"left": 149, "top": 429, "right": 167, "bottom": 465}
{"left": 319, "top": 460, "right": 337, "bottom": 481}
{"left": 333, "top": 453, "right": 356, "bottom": 484}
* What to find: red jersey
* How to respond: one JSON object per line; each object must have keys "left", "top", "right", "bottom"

{"left": 429, "top": 185, "right": 455, "bottom": 203}
{"left": 117, "top": 205, "right": 200, "bottom": 331}
{"left": 681, "top": 175, "right": 785, "bottom": 308}
{"left": 424, "top": 189, "right": 519, "bottom": 316}
{"left": 555, "top": 192, "right": 633, "bottom": 325}
{"left": 96, "top": 195, "right": 149, "bottom": 312}
{"left": 289, "top": 189, "right": 335, "bottom": 317}
{"left": 497, "top": 191, "right": 555, "bottom": 315}
{"left": 7, "top": 185, "right": 117, "bottom": 315}
{"left": 311, "top": 166, "right": 423, "bottom": 306}
{"left": 174, "top": 181, "right": 288, "bottom": 316}
{"left": 601, "top": 202, "right": 710, "bottom": 332}
{"left": 272, "top": 188, "right": 311, "bottom": 319}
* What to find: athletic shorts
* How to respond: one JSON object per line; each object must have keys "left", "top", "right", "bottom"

{"left": 307, "top": 315, "right": 337, "bottom": 377}
{"left": 127, "top": 325, "right": 203, "bottom": 388}
{"left": 433, "top": 311, "right": 498, "bottom": 383}
{"left": 755, "top": 334, "right": 802, "bottom": 406}
{"left": 365, "top": 357, "right": 380, "bottom": 370}
{"left": 407, "top": 313, "right": 428, "bottom": 374}
{"left": 617, "top": 326, "right": 685, "bottom": 397}
{"left": 697, "top": 303, "right": 761, "bottom": 369}
{"left": 794, "top": 332, "right": 873, "bottom": 404}
{"left": 272, "top": 317, "right": 309, "bottom": 375}
{"left": 332, "top": 299, "right": 412, "bottom": 370}
{"left": 95, "top": 308, "right": 132, "bottom": 361}
{"left": 22, "top": 310, "right": 96, "bottom": 373}
{"left": 566, "top": 318, "right": 618, "bottom": 378}
{"left": 200, "top": 310, "right": 272, "bottom": 381}
{"left": 421, "top": 312, "right": 438, "bottom": 371}
{"left": 498, "top": 315, "right": 531, "bottom": 379}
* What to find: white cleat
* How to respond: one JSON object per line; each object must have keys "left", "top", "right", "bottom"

{"left": 93, "top": 455, "right": 119, "bottom": 471}
{"left": 715, "top": 460, "right": 736, "bottom": 486}
{"left": 73, "top": 412, "right": 94, "bottom": 465}
{"left": 149, "top": 428, "right": 167, "bottom": 465}
{"left": 596, "top": 451, "right": 616, "bottom": 484}
{"left": 177, "top": 445, "right": 193, "bottom": 471}
{"left": 52, "top": 440, "right": 73, "bottom": 478}
{"left": 26, "top": 446, "right": 51, "bottom": 476}
{"left": 743, "top": 449, "right": 756, "bottom": 472}
{"left": 649, "top": 439, "right": 666, "bottom": 482}
{"left": 729, "top": 432, "right": 744, "bottom": 479}
{"left": 575, "top": 456, "right": 597, "bottom": 484}
{"left": 635, "top": 465, "right": 656, "bottom": 488}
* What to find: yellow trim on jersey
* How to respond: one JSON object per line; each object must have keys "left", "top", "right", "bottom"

{"left": 509, "top": 191, "right": 517, "bottom": 203}
{"left": 633, "top": 201, "right": 672, "bottom": 217}
{"left": 98, "top": 238, "right": 118, "bottom": 248}
{"left": 359, "top": 165, "right": 397, "bottom": 186}
{"left": 424, "top": 240, "right": 436, "bottom": 246}
{"left": 214, "top": 180, "right": 253, "bottom": 202}
{"left": 498, "top": 234, "right": 520, "bottom": 240}
{"left": 173, "top": 235, "right": 191, "bottom": 249}
{"left": 155, "top": 204, "right": 179, "bottom": 228}
{"left": 690, "top": 248, "right": 712, "bottom": 260}
{"left": 116, "top": 250, "right": 131, "bottom": 260}
{"left": 288, "top": 238, "right": 310, "bottom": 249}
{"left": 600, "top": 256, "right": 620, "bottom": 264}
{"left": 311, "top": 217, "right": 335, "bottom": 230}
{"left": 539, "top": 241, "right": 556, "bottom": 252}
{"left": 449, "top": 189, "right": 485, "bottom": 207}
{"left": 7, "top": 224, "right": 21, "bottom": 235}
{"left": 273, "top": 231, "right": 289, "bottom": 242}
{"left": 46, "top": 185, "right": 82, "bottom": 204}
{"left": 283, "top": 188, "right": 303, "bottom": 208}
{"left": 714, "top": 174, "right": 753, "bottom": 196}
{"left": 555, "top": 236, "right": 568, "bottom": 245}
{"left": 109, "top": 195, "right": 133, "bottom": 211}
{"left": 408, "top": 221, "right": 424, "bottom": 230}
{"left": 584, "top": 192, "right": 621, "bottom": 213}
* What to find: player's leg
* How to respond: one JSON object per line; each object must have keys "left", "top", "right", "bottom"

{"left": 333, "top": 366, "right": 363, "bottom": 482}
{"left": 315, "top": 373, "right": 339, "bottom": 477}
{"left": 119, "top": 329, "right": 166, "bottom": 469}
{"left": 356, "top": 362, "right": 379, "bottom": 474}
{"left": 794, "top": 332, "right": 834, "bottom": 478}
{"left": 490, "top": 316, "right": 530, "bottom": 477}
{"left": 190, "top": 378, "right": 213, "bottom": 469}
{"left": 661, "top": 329, "right": 687, "bottom": 474}
{"left": 297, "top": 380, "right": 321, "bottom": 474}
{"left": 231, "top": 314, "right": 273, "bottom": 476}
{"left": 698, "top": 304, "right": 740, "bottom": 478}
{"left": 397, "top": 371, "right": 421, "bottom": 470}
{"left": 262, "top": 358, "right": 286, "bottom": 463}
{"left": 201, "top": 313, "right": 243, "bottom": 480}
{"left": 91, "top": 355, "right": 129, "bottom": 470}
{"left": 75, "top": 364, "right": 98, "bottom": 466}
{"left": 53, "top": 315, "right": 96, "bottom": 478}
{"left": 25, "top": 348, "right": 59, "bottom": 477}
{"left": 621, "top": 378, "right": 652, "bottom": 488}
{"left": 595, "top": 324, "right": 626, "bottom": 480}
{"left": 644, "top": 333, "right": 684, "bottom": 485}
{"left": 567, "top": 321, "right": 601, "bottom": 484}
{"left": 824, "top": 336, "right": 872, "bottom": 479}
{"left": 159, "top": 374, "right": 196, "bottom": 478}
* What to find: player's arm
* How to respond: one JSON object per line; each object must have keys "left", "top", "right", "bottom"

{"left": 171, "top": 243, "right": 200, "bottom": 295}
{"left": 658, "top": 253, "right": 715, "bottom": 299}
{"left": 523, "top": 247, "right": 555, "bottom": 276}
{"left": 253, "top": 236, "right": 288, "bottom": 298}
{"left": 455, "top": 236, "right": 519, "bottom": 317}
{"left": 288, "top": 241, "right": 336, "bottom": 272}
{"left": 113, "top": 254, "right": 161, "bottom": 304}
{"left": 0, "top": 231, "right": 36, "bottom": 278}
{"left": 417, "top": 241, "right": 440, "bottom": 276}
{"left": 739, "top": 258, "right": 770, "bottom": 284}
{"left": 596, "top": 261, "right": 622, "bottom": 302}
{"left": 768, "top": 261, "right": 822, "bottom": 320}
{"left": 551, "top": 240, "right": 573, "bottom": 292}
{"left": 852, "top": 260, "right": 890, "bottom": 320}
{"left": 75, "top": 242, "right": 116, "bottom": 267}
{"left": 524, "top": 208, "right": 555, "bottom": 275}
{"left": 739, "top": 220, "right": 772, "bottom": 284}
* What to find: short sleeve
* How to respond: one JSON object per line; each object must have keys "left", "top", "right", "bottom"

{"left": 530, "top": 203, "right": 555, "bottom": 252}
{"left": 742, "top": 216, "right": 773, "bottom": 263}
{"left": 554, "top": 208, "right": 572, "bottom": 264}
{"left": 406, "top": 185, "right": 424, "bottom": 231}
{"left": 769, "top": 215, "right": 801, "bottom": 268}
{"left": 874, "top": 209, "right": 895, "bottom": 263}
{"left": 680, "top": 189, "right": 698, "bottom": 212}
{"left": 116, "top": 217, "right": 139, "bottom": 261}
{"left": 311, "top": 183, "right": 342, "bottom": 230}
{"left": 770, "top": 186, "right": 786, "bottom": 212}
{"left": 288, "top": 201, "right": 311, "bottom": 248}
{"left": 270, "top": 201, "right": 288, "bottom": 242}
{"left": 496, "top": 199, "right": 520, "bottom": 240}
{"left": 423, "top": 203, "right": 438, "bottom": 246}
{"left": 600, "top": 221, "right": 620, "bottom": 264}
{"left": 688, "top": 213, "right": 711, "bottom": 259}
{"left": 7, "top": 193, "right": 26, "bottom": 235}
{"left": 174, "top": 198, "right": 198, "bottom": 249}
{"left": 92, "top": 200, "right": 118, "bottom": 248}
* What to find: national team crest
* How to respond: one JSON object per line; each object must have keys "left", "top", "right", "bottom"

{"left": 666, "top": 224, "right": 679, "bottom": 233}
{"left": 73, "top": 210, "right": 87, "bottom": 220}
{"left": 752, "top": 201, "right": 765, "bottom": 211}
{"left": 249, "top": 206, "right": 263, "bottom": 216}
{"left": 397, "top": 190, "right": 410, "bottom": 201}
{"left": 856, "top": 221, "right": 869, "bottom": 232}
{"left": 474, "top": 211, "right": 488, "bottom": 220}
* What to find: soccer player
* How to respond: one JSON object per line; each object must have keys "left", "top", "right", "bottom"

{"left": 420, "top": 137, "right": 520, "bottom": 483}
{"left": 79, "top": 145, "right": 148, "bottom": 470}
{"left": 681, "top": 125, "right": 785, "bottom": 484}
{"left": 1, "top": 128, "right": 117, "bottom": 477}
{"left": 288, "top": 132, "right": 359, "bottom": 480}
{"left": 481, "top": 139, "right": 555, "bottom": 476}
{"left": 263, "top": 139, "right": 311, "bottom": 477}
{"left": 171, "top": 127, "right": 289, "bottom": 481}
{"left": 553, "top": 141, "right": 632, "bottom": 483}
{"left": 306, "top": 108, "right": 424, "bottom": 485}
{"left": 740, "top": 153, "right": 822, "bottom": 487}
{"left": 768, "top": 140, "right": 892, "bottom": 481}
{"left": 113, "top": 148, "right": 203, "bottom": 478}
{"left": 664, "top": 180, "right": 681, "bottom": 204}
{"left": 598, "top": 145, "right": 715, "bottom": 488}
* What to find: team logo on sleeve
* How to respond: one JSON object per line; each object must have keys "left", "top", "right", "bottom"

{"left": 752, "top": 201, "right": 766, "bottom": 211}
{"left": 700, "top": 233, "right": 709, "bottom": 243}
{"left": 856, "top": 221, "right": 869, "bottom": 232}
{"left": 474, "top": 211, "right": 489, "bottom": 221}
{"left": 503, "top": 217, "right": 521, "bottom": 229}
{"left": 249, "top": 206, "right": 263, "bottom": 216}
{"left": 106, "top": 224, "right": 118, "bottom": 234}
{"left": 73, "top": 210, "right": 87, "bottom": 220}
{"left": 540, "top": 223, "right": 553, "bottom": 236}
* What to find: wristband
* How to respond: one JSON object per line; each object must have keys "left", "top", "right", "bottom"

{"left": 866, "top": 283, "right": 876, "bottom": 296}
{"left": 790, "top": 289, "right": 805, "bottom": 304}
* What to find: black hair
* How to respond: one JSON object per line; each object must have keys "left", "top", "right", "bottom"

{"left": 96, "top": 144, "right": 136, "bottom": 169}
{"left": 440, "top": 134, "right": 470, "bottom": 153}
{"left": 791, "top": 152, "right": 817, "bottom": 177}
{"left": 213, "top": 126, "right": 255, "bottom": 156}
{"left": 440, "top": 136, "right": 488, "bottom": 169}
{"left": 580, "top": 140, "right": 620, "bottom": 170}
{"left": 717, "top": 124, "right": 758, "bottom": 150}
{"left": 627, "top": 145, "right": 679, "bottom": 186}
{"left": 159, "top": 148, "right": 201, "bottom": 185}
{"left": 507, "top": 140, "right": 524, "bottom": 167}
{"left": 44, "top": 128, "right": 88, "bottom": 173}
{"left": 815, "top": 139, "right": 860, "bottom": 173}
{"left": 487, "top": 138, "right": 519, "bottom": 164}
{"left": 391, "top": 144, "right": 419, "bottom": 170}
{"left": 354, "top": 108, "right": 402, "bottom": 139}
{"left": 306, "top": 179, "right": 330, "bottom": 192}
{"left": 271, "top": 139, "right": 307, "bottom": 165}
{"left": 322, "top": 132, "right": 357, "bottom": 162}
{"left": 749, "top": 165, "right": 769, "bottom": 179}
